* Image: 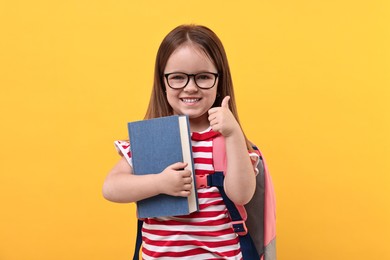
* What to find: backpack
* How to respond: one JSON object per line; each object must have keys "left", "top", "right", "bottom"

{"left": 132, "top": 134, "right": 276, "bottom": 260}
{"left": 210, "top": 134, "right": 276, "bottom": 260}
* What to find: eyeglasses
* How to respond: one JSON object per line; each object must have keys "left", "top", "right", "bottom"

{"left": 164, "top": 72, "right": 219, "bottom": 89}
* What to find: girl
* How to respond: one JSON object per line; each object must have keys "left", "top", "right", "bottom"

{"left": 103, "top": 24, "right": 260, "bottom": 259}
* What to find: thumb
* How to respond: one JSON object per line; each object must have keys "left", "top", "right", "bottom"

{"left": 221, "top": 96, "right": 231, "bottom": 109}
{"left": 170, "top": 162, "right": 188, "bottom": 170}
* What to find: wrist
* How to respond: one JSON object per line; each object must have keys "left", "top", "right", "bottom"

{"left": 224, "top": 126, "right": 245, "bottom": 140}
{"left": 153, "top": 173, "right": 165, "bottom": 195}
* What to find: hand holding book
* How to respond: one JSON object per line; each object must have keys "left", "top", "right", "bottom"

{"left": 158, "top": 162, "right": 193, "bottom": 197}
{"left": 128, "top": 115, "right": 198, "bottom": 218}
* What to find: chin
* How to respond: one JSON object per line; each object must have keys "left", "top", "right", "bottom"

{"left": 187, "top": 113, "right": 209, "bottom": 122}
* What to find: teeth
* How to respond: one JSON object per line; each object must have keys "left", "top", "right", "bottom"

{"left": 182, "top": 98, "right": 200, "bottom": 103}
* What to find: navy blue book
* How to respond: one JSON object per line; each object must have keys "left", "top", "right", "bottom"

{"left": 128, "top": 115, "right": 198, "bottom": 218}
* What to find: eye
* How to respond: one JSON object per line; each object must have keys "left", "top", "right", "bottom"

{"left": 196, "top": 73, "right": 213, "bottom": 81}
{"left": 169, "top": 73, "right": 186, "bottom": 81}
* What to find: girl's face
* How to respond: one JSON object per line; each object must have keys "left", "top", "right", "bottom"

{"left": 164, "top": 45, "right": 218, "bottom": 131}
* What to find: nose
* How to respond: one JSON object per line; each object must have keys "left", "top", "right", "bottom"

{"left": 183, "top": 76, "right": 198, "bottom": 92}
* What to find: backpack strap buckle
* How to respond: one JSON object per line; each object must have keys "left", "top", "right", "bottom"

{"left": 231, "top": 220, "right": 248, "bottom": 236}
{"left": 195, "top": 174, "right": 209, "bottom": 189}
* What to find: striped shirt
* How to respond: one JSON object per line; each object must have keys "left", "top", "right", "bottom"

{"left": 114, "top": 127, "right": 259, "bottom": 259}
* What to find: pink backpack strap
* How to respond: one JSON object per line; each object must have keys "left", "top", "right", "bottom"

{"left": 212, "top": 134, "right": 248, "bottom": 222}
{"left": 212, "top": 134, "right": 227, "bottom": 172}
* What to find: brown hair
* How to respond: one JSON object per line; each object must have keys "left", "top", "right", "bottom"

{"left": 144, "top": 24, "right": 253, "bottom": 149}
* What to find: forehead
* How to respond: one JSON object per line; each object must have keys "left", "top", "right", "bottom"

{"left": 165, "top": 44, "right": 216, "bottom": 72}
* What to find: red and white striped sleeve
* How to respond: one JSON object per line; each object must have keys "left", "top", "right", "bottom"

{"left": 113, "top": 140, "right": 132, "bottom": 166}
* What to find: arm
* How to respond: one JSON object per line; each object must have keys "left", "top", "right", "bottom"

{"left": 102, "top": 157, "right": 193, "bottom": 203}
{"left": 208, "top": 96, "right": 256, "bottom": 205}
{"left": 223, "top": 129, "right": 256, "bottom": 205}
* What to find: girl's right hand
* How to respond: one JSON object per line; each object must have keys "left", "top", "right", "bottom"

{"left": 158, "top": 162, "right": 193, "bottom": 197}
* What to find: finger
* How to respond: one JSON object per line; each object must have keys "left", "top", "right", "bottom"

{"left": 210, "top": 119, "right": 219, "bottom": 129}
{"left": 221, "top": 96, "right": 230, "bottom": 109}
{"left": 183, "top": 176, "right": 192, "bottom": 184}
{"left": 170, "top": 162, "right": 188, "bottom": 170}
{"left": 179, "top": 190, "right": 191, "bottom": 197}
{"left": 181, "top": 170, "right": 192, "bottom": 178}
{"left": 180, "top": 170, "right": 191, "bottom": 177}
{"left": 183, "top": 184, "right": 192, "bottom": 190}
{"left": 208, "top": 114, "right": 217, "bottom": 124}
{"left": 208, "top": 107, "right": 218, "bottom": 115}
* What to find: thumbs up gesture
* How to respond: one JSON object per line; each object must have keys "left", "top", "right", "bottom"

{"left": 208, "top": 96, "right": 241, "bottom": 137}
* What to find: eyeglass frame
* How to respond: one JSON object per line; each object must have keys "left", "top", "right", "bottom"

{"left": 164, "top": 72, "right": 219, "bottom": 90}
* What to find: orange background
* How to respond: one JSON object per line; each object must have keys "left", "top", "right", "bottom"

{"left": 1, "top": 0, "right": 389, "bottom": 259}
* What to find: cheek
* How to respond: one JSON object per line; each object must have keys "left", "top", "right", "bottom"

{"left": 209, "top": 89, "right": 218, "bottom": 103}
{"left": 165, "top": 90, "right": 177, "bottom": 106}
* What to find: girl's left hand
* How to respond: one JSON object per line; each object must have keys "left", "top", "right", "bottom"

{"left": 208, "top": 96, "right": 241, "bottom": 137}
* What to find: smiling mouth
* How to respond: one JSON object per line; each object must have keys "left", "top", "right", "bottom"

{"left": 181, "top": 98, "right": 201, "bottom": 104}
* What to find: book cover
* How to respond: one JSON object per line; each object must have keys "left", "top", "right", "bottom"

{"left": 128, "top": 115, "right": 198, "bottom": 218}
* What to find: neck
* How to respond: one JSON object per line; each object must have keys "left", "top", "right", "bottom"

{"left": 189, "top": 116, "right": 210, "bottom": 133}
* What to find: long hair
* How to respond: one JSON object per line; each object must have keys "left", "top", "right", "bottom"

{"left": 144, "top": 24, "right": 253, "bottom": 149}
